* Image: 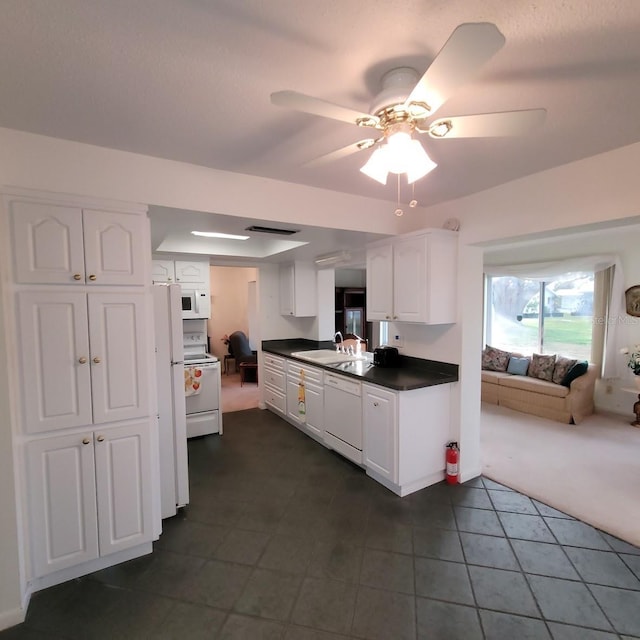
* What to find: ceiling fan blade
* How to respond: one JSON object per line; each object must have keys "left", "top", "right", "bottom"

{"left": 427, "top": 109, "right": 546, "bottom": 138}
{"left": 304, "top": 139, "right": 379, "bottom": 168}
{"left": 271, "top": 90, "right": 379, "bottom": 127}
{"left": 405, "top": 23, "right": 506, "bottom": 116}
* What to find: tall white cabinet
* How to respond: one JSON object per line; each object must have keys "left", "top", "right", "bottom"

{"left": 2, "top": 188, "right": 157, "bottom": 591}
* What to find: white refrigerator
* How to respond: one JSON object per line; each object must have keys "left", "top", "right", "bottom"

{"left": 153, "top": 284, "right": 189, "bottom": 519}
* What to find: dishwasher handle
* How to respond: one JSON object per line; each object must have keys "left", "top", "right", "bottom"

{"left": 324, "top": 373, "right": 361, "bottom": 396}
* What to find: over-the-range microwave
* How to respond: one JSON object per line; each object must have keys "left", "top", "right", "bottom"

{"left": 181, "top": 288, "right": 211, "bottom": 319}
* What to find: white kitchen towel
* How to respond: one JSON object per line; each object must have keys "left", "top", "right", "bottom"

{"left": 184, "top": 367, "right": 202, "bottom": 396}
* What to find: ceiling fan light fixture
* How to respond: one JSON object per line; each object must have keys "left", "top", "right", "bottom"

{"left": 360, "top": 147, "right": 389, "bottom": 185}
{"left": 405, "top": 140, "right": 437, "bottom": 183}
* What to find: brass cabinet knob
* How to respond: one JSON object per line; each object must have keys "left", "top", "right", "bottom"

{"left": 73, "top": 273, "right": 82, "bottom": 281}
{"left": 88, "top": 274, "right": 97, "bottom": 281}
{"left": 78, "top": 357, "right": 87, "bottom": 364}
{"left": 82, "top": 437, "right": 91, "bottom": 445}
{"left": 93, "top": 357, "right": 101, "bottom": 364}
{"left": 96, "top": 435, "right": 105, "bottom": 442}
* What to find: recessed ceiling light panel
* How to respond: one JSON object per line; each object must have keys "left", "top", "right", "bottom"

{"left": 191, "top": 231, "right": 249, "bottom": 240}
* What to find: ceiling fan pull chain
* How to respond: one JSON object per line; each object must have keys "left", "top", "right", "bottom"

{"left": 410, "top": 182, "right": 417, "bottom": 208}
{"left": 394, "top": 174, "right": 404, "bottom": 216}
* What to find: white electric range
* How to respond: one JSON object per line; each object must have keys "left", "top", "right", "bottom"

{"left": 183, "top": 322, "right": 222, "bottom": 438}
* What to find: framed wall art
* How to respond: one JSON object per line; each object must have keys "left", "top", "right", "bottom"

{"left": 625, "top": 285, "right": 640, "bottom": 317}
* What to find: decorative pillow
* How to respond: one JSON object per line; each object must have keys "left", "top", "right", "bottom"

{"left": 552, "top": 356, "right": 577, "bottom": 385}
{"left": 507, "top": 356, "right": 530, "bottom": 376}
{"left": 528, "top": 353, "right": 556, "bottom": 381}
{"left": 482, "top": 345, "right": 511, "bottom": 372}
{"left": 561, "top": 360, "right": 589, "bottom": 387}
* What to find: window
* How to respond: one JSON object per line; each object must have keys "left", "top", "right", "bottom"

{"left": 485, "top": 272, "right": 594, "bottom": 360}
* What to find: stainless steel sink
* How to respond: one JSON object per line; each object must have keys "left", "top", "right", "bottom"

{"left": 290, "top": 349, "right": 365, "bottom": 365}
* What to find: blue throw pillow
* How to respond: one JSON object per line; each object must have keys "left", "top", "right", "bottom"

{"left": 507, "top": 356, "right": 530, "bottom": 376}
{"left": 561, "top": 360, "right": 589, "bottom": 387}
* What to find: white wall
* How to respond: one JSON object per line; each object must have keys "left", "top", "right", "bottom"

{"left": 0, "top": 277, "right": 23, "bottom": 629}
{"left": 0, "top": 128, "right": 405, "bottom": 236}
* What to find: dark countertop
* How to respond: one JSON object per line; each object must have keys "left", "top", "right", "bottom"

{"left": 262, "top": 339, "right": 458, "bottom": 391}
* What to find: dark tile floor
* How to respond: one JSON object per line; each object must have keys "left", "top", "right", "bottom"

{"left": 3, "top": 408, "right": 640, "bottom": 639}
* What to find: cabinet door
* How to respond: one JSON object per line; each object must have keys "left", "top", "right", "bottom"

{"left": 363, "top": 385, "right": 397, "bottom": 482}
{"left": 83, "top": 210, "right": 146, "bottom": 285}
{"left": 175, "top": 260, "right": 209, "bottom": 285}
{"left": 302, "top": 380, "right": 324, "bottom": 439}
{"left": 285, "top": 377, "right": 323, "bottom": 438}
{"left": 27, "top": 433, "right": 99, "bottom": 577}
{"left": 393, "top": 235, "right": 427, "bottom": 322}
{"left": 366, "top": 244, "right": 393, "bottom": 321}
{"left": 151, "top": 259, "right": 175, "bottom": 283}
{"left": 94, "top": 422, "right": 153, "bottom": 556}
{"left": 10, "top": 200, "right": 85, "bottom": 284}
{"left": 18, "top": 292, "right": 93, "bottom": 433}
{"left": 279, "top": 263, "right": 295, "bottom": 316}
{"left": 88, "top": 293, "right": 150, "bottom": 424}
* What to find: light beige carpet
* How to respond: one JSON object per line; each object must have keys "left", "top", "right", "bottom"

{"left": 221, "top": 371, "right": 260, "bottom": 413}
{"left": 481, "top": 403, "right": 640, "bottom": 546}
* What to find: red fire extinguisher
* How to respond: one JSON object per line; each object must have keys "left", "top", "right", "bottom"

{"left": 446, "top": 442, "right": 459, "bottom": 485}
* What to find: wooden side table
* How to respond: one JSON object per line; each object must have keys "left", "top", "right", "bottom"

{"left": 239, "top": 362, "right": 258, "bottom": 386}
{"left": 224, "top": 354, "right": 236, "bottom": 375}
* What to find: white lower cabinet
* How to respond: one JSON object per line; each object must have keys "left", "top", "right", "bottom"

{"left": 27, "top": 421, "right": 153, "bottom": 578}
{"left": 285, "top": 362, "right": 324, "bottom": 440}
{"left": 362, "top": 382, "right": 451, "bottom": 496}
{"left": 362, "top": 384, "right": 397, "bottom": 483}
{"left": 262, "top": 353, "right": 286, "bottom": 417}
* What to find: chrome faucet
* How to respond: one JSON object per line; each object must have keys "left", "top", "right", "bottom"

{"left": 333, "top": 331, "right": 343, "bottom": 352}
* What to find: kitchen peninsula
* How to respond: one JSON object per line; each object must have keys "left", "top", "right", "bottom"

{"left": 262, "top": 339, "right": 458, "bottom": 497}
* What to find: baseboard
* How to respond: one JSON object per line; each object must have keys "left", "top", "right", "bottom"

{"left": 460, "top": 465, "right": 483, "bottom": 484}
{"left": 0, "top": 605, "right": 26, "bottom": 632}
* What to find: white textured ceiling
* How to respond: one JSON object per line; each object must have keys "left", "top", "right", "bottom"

{"left": 1, "top": 1, "right": 640, "bottom": 255}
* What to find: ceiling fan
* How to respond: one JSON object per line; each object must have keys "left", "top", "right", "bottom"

{"left": 271, "top": 23, "right": 546, "bottom": 185}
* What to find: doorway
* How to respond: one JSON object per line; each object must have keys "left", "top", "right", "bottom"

{"left": 207, "top": 265, "right": 260, "bottom": 413}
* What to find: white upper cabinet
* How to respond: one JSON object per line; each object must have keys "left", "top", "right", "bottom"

{"left": 10, "top": 200, "right": 146, "bottom": 285}
{"left": 366, "top": 243, "right": 393, "bottom": 321}
{"left": 150, "top": 259, "right": 175, "bottom": 283}
{"left": 18, "top": 291, "right": 150, "bottom": 434}
{"left": 279, "top": 261, "right": 317, "bottom": 317}
{"left": 174, "top": 260, "right": 209, "bottom": 286}
{"left": 366, "top": 230, "right": 457, "bottom": 324}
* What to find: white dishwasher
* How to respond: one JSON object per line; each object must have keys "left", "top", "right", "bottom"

{"left": 323, "top": 372, "right": 363, "bottom": 465}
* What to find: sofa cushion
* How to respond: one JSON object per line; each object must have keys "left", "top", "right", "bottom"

{"left": 481, "top": 370, "right": 513, "bottom": 384}
{"left": 561, "top": 360, "right": 589, "bottom": 387}
{"left": 507, "top": 356, "right": 530, "bottom": 376}
{"left": 528, "top": 353, "right": 556, "bottom": 381}
{"left": 499, "top": 374, "right": 570, "bottom": 398}
{"left": 482, "top": 345, "right": 511, "bottom": 372}
{"left": 552, "top": 356, "right": 577, "bottom": 385}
